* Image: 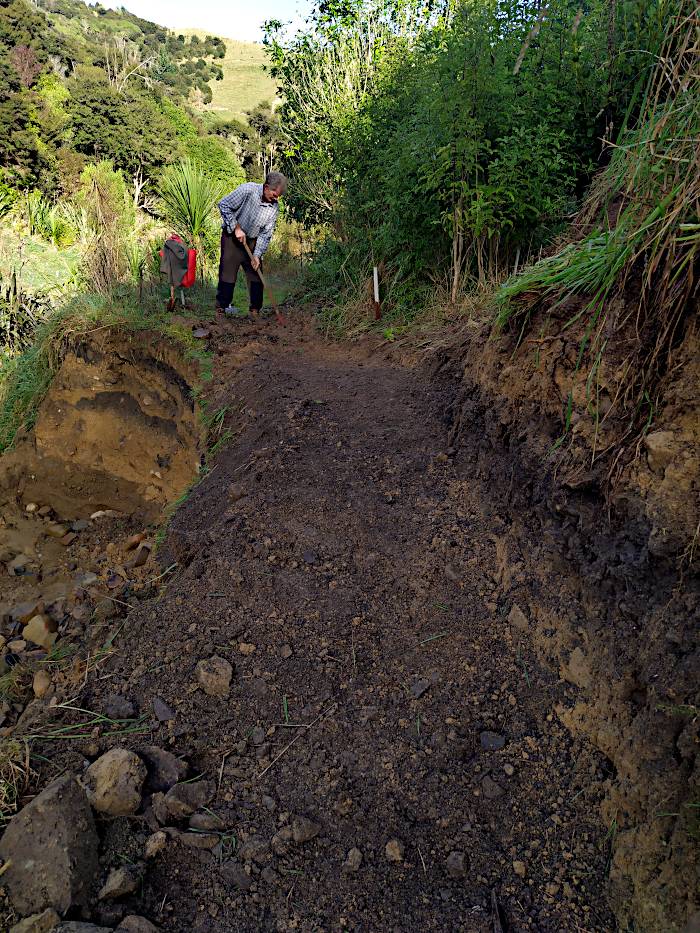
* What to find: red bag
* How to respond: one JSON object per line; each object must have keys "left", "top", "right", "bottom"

{"left": 181, "top": 248, "right": 197, "bottom": 288}
{"left": 159, "top": 234, "right": 196, "bottom": 288}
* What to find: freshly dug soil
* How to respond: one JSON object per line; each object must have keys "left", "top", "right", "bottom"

{"left": 1, "top": 310, "right": 696, "bottom": 932}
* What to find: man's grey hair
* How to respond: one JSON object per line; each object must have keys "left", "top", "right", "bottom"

{"left": 265, "top": 171, "right": 288, "bottom": 193}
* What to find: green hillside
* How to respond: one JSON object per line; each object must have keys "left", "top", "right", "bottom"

{"left": 185, "top": 30, "right": 279, "bottom": 121}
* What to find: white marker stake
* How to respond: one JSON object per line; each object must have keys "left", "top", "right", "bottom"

{"left": 373, "top": 266, "right": 381, "bottom": 320}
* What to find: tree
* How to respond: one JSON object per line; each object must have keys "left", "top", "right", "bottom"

{"left": 10, "top": 44, "right": 41, "bottom": 87}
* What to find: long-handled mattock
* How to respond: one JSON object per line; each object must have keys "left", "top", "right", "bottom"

{"left": 240, "top": 239, "right": 287, "bottom": 326}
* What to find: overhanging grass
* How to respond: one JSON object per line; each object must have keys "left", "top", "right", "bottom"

{"left": 0, "top": 289, "right": 213, "bottom": 454}
{"left": 493, "top": 4, "right": 699, "bottom": 435}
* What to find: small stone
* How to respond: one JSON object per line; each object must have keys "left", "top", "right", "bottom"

{"left": 33, "top": 670, "right": 51, "bottom": 698}
{"left": 83, "top": 747, "right": 146, "bottom": 816}
{"left": 546, "top": 882, "right": 560, "bottom": 896}
{"left": 385, "top": 838, "right": 405, "bottom": 862}
{"left": 195, "top": 656, "right": 233, "bottom": 697}
{"left": 38, "top": 506, "right": 52, "bottom": 517}
{"left": 250, "top": 726, "right": 265, "bottom": 746}
{"left": 444, "top": 563, "right": 461, "bottom": 583}
{"left": 270, "top": 825, "right": 294, "bottom": 856}
{"left": 46, "top": 523, "right": 69, "bottom": 538}
{"left": 513, "top": 860, "right": 527, "bottom": 877}
{"left": 481, "top": 775, "right": 505, "bottom": 799}
{"left": 189, "top": 811, "right": 223, "bottom": 831}
{"left": 480, "top": 731, "right": 506, "bottom": 751}
{"left": 228, "top": 483, "right": 246, "bottom": 502}
{"left": 25, "top": 502, "right": 39, "bottom": 513}
{"left": 139, "top": 746, "right": 188, "bottom": 793}
{"left": 292, "top": 815, "right": 321, "bottom": 844}
{"left": 71, "top": 519, "right": 90, "bottom": 532}
{"left": 10, "top": 908, "right": 60, "bottom": 933}
{"left": 238, "top": 642, "right": 256, "bottom": 655}
{"left": 164, "top": 780, "right": 215, "bottom": 819}
{"left": 0, "top": 775, "right": 98, "bottom": 916}
{"left": 8, "top": 639, "right": 27, "bottom": 652}
{"left": 98, "top": 865, "right": 141, "bottom": 900}
{"left": 152, "top": 697, "right": 175, "bottom": 721}
{"left": 8, "top": 554, "right": 31, "bottom": 575}
{"left": 117, "top": 918, "right": 160, "bottom": 932}
{"left": 503, "top": 763, "right": 515, "bottom": 777}
{"left": 302, "top": 549, "right": 318, "bottom": 565}
{"left": 125, "top": 533, "right": 145, "bottom": 551}
{"left": 127, "top": 542, "right": 152, "bottom": 569}
{"left": 8, "top": 600, "right": 40, "bottom": 625}
{"left": 410, "top": 678, "right": 430, "bottom": 699}
{"left": 60, "top": 532, "right": 78, "bottom": 546}
{"left": 144, "top": 831, "right": 167, "bottom": 859}
{"left": 178, "top": 831, "right": 219, "bottom": 849}
{"left": 446, "top": 850, "right": 467, "bottom": 879}
{"left": 23, "top": 614, "right": 57, "bottom": 651}
{"left": 103, "top": 694, "right": 135, "bottom": 720}
{"left": 343, "top": 847, "right": 363, "bottom": 873}
{"left": 280, "top": 644, "right": 293, "bottom": 659}
{"left": 54, "top": 924, "right": 111, "bottom": 931}
{"left": 192, "top": 328, "right": 210, "bottom": 339}
{"left": 508, "top": 604, "right": 529, "bottom": 632}
{"left": 220, "top": 860, "right": 252, "bottom": 891}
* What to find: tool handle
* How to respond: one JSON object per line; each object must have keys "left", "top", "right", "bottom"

{"left": 240, "top": 238, "right": 286, "bottom": 326}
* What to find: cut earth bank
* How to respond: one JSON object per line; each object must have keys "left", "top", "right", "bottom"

{"left": 0, "top": 309, "right": 696, "bottom": 933}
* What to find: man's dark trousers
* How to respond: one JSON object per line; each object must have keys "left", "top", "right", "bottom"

{"left": 216, "top": 231, "right": 263, "bottom": 311}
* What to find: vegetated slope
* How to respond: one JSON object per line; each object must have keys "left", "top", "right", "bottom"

{"left": 186, "top": 30, "right": 279, "bottom": 120}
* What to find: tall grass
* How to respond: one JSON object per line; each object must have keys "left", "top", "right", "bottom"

{"left": 157, "top": 159, "right": 225, "bottom": 279}
{"left": 495, "top": 3, "right": 699, "bottom": 422}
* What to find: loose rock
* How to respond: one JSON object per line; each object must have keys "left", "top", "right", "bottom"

{"left": 0, "top": 775, "right": 98, "bottom": 916}
{"left": 480, "top": 731, "right": 506, "bottom": 751}
{"left": 481, "top": 775, "right": 505, "bottom": 799}
{"left": 239, "top": 836, "right": 271, "bottom": 863}
{"left": 117, "top": 918, "right": 160, "bottom": 932}
{"left": 410, "top": 678, "right": 431, "bottom": 699}
{"left": 83, "top": 747, "right": 146, "bottom": 816}
{"left": 145, "top": 831, "right": 167, "bottom": 859}
{"left": 32, "top": 670, "right": 51, "bottom": 698}
{"left": 292, "top": 815, "right": 321, "bottom": 844}
{"left": 139, "top": 746, "right": 187, "bottom": 792}
{"left": 343, "top": 848, "right": 363, "bottom": 873}
{"left": 164, "top": 779, "right": 215, "bottom": 819}
{"left": 98, "top": 865, "right": 142, "bottom": 900}
{"left": 513, "top": 860, "right": 527, "bottom": 877}
{"left": 446, "top": 850, "right": 467, "bottom": 879}
{"left": 508, "top": 604, "right": 529, "bottom": 632}
{"left": 195, "top": 656, "right": 233, "bottom": 697}
{"left": 9, "top": 908, "right": 60, "bottom": 933}
{"left": 385, "top": 838, "right": 405, "bottom": 862}
{"left": 102, "top": 694, "right": 135, "bottom": 720}
{"left": 23, "top": 614, "right": 57, "bottom": 651}
{"left": 152, "top": 697, "right": 176, "bottom": 722}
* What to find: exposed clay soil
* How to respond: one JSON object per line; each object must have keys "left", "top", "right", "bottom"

{"left": 0, "top": 310, "right": 697, "bottom": 933}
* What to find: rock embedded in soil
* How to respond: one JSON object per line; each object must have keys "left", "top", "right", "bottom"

{"left": 343, "top": 848, "right": 363, "bottom": 873}
{"left": 480, "top": 730, "right": 506, "bottom": 751}
{"left": 239, "top": 836, "right": 271, "bottom": 863}
{"left": 0, "top": 775, "right": 98, "bottom": 917}
{"left": 445, "top": 851, "right": 468, "bottom": 879}
{"left": 195, "top": 655, "right": 233, "bottom": 697}
{"left": 83, "top": 747, "right": 146, "bottom": 815}
{"left": 190, "top": 811, "right": 223, "bottom": 831}
{"left": 163, "top": 779, "right": 215, "bottom": 819}
{"left": 139, "top": 745, "right": 187, "bottom": 792}
{"left": 98, "top": 865, "right": 142, "bottom": 900}
{"left": 385, "top": 838, "right": 405, "bottom": 863}
{"left": 292, "top": 815, "right": 321, "bottom": 844}
{"left": 178, "top": 831, "right": 219, "bottom": 849}
{"left": 513, "top": 860, "right": 527, "bottom": 877}
{"left": 9, "top": 908, "right": 60, "bottom": 933}
{"left": 409, "top": 678, "right": 431, "bottom": 699}
{"left": 117, "top": 917, "right": 160, "bottom": 932}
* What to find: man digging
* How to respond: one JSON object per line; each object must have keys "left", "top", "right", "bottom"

{"left": 215, "top": 171, "right": 288, "bottom": 320}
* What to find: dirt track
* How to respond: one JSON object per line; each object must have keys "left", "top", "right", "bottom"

{"left": 58, "top": 318, "right": 615, "bottom": 931}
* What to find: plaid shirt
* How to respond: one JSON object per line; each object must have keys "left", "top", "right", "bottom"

{"left": 218, "top": 182, "right": 280, "bottom": 258}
